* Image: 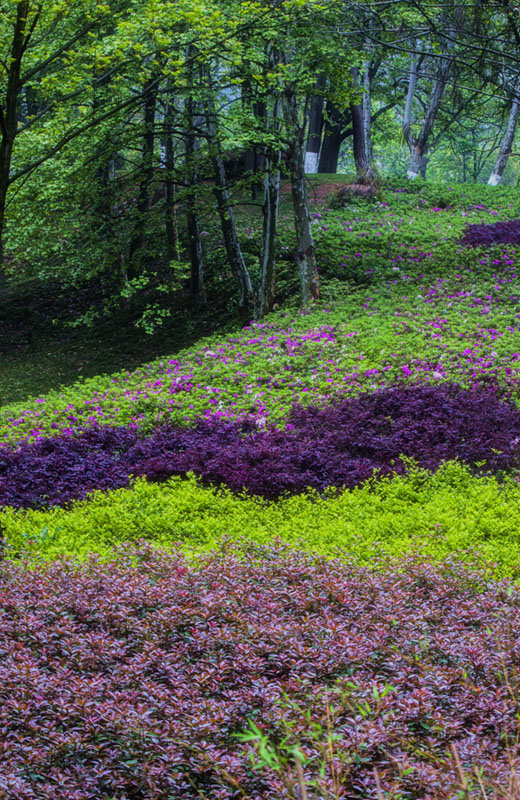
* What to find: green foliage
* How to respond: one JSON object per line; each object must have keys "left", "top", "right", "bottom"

{"left": 4, "top": 462, "right": 520, "bottom": 579}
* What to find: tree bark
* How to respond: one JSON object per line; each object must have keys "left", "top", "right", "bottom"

{"left": 281, "top": 80, "right": 319, "bottom": 310}
{"left": 488, "top": 82, "right": 520, "bottom": 185}
{"left": 305, "top": 76, "right": 326, "bottom": 173}
{"left": 0, "top": 1, "right": 29, "bottom": 268}
{"left": 204, "top": 75, "right": 253, "bottom": 319}
{"left": 184, "top": 91, "right": 205, "bottom": 307}
{"left": 242, "top": 91, "right": 266, "bottom": 199}
{"left": 403, "top": 44, "right": 453, "bottom": 180}
{"left": 350, "top": 67, "right": 375, "bottom": 183}
{"left": 317, "top": 102, "right": 349, "bottom": 174}
{"left": 257, "top": 87, "right": 282, "bottom": 319}
{"left": 257, "top": 153, "right": 280, "bottom": 318}
{"left": 163, "top": 99, "right": 180, "bottom": 264}
{"left": 129, "top": 73, "right": 159, "bottom": 272}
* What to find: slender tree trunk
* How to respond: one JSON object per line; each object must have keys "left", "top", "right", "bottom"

{"left": 489, "top": 83, "right": 520, "bottom": 185}
{"left": 362, "top": 62, "right": 373, "bottom": 164}
{"left": 184, "top": 110, "right": 205, "bottom": 306}
{"left": 129, "top": 73, "right": 159, "bottom": 272}
{"left": 163, "top": 100, "right": 180, "bottom": 264}
{"left": 403, "top": 43, "right": 453, "bottom": 180}
{"left": 0, "top": 1, "right": 28, "bottom": 268}
{"left": 257, "top": 90, "right": 282, "bottom": 319}
{"left": 212, "top": 154, "right": 254, "bottom": 319}
{"left": 282, "top": 81, "right": 319, "bottom": 310}
{"left": 402, "top": 48, "right": 420, "bottom": 179}
{"left": 204, "top": 76, "right": 253, "bottom": 319}
{"left": 350, "top": 68, "right": 375, "bottom": 183}
{"left": 242, "top": 91, "right": 266, "bottom": 199}
{"left": 183, "top": 49, "right": 206, "bottom": 307}
{"left": 257, "top": 154, "right": 280, "bottom": 318}
{"left": 305, "top": 76, "right": 326, "bottom": 173}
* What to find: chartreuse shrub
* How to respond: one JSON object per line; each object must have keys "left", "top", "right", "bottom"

{"left": 4, "top": 461, "right": 520, "bottom": 577}
{"left": 1, "top": 543, "right": 520, "bottom": 798}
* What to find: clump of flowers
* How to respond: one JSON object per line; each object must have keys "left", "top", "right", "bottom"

{"left": 2, "top": 383, "right": 520, "bottom": 508}
{"left": 1, "top": 544, "right": 520, "bottom": 798}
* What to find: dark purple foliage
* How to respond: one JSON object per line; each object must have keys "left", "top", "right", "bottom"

{"left": 1, "top": 545, "right": 520, "bottom": 798}
{"left": 461, "top": 218, "right": 520, "bottom": 247}
{"left": 0, "top": 426, "right": 138, "bottom": 509}
{"left": 2, "top": 383, "right": 520, "bottom": 509}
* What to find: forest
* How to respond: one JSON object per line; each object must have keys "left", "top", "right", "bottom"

{"left": 4, "top": 1, "right": 520, "bottom": 798}
{"left": 1, "top": 0, "right": 520, "bottom": 324}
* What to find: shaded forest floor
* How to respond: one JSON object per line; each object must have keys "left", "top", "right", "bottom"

{"left": 0, "top": 174, "right": 352, "bottom": 405}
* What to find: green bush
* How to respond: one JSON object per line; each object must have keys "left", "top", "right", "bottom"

{"left": 4, "top": 461, "right": 520, "bottom": 578}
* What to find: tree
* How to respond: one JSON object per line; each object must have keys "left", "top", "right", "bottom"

{"left": 488, "top": 78, "right": 520, "bottom": 184}
{"left": 0, "top": 0, "right": 130, "bottom": 267}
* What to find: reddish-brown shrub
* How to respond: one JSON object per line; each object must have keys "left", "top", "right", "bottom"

{"left": 1, "top": 545, "right": 520, "bottom": 798}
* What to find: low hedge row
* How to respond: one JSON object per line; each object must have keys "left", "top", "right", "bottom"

{"left": 4, "top": 461, "right": 520, "bottom": 577}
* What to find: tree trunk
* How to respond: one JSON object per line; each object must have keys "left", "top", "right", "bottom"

{"left": 0, "top": 2, "right": 29, "bottom": 269}
{"left": 163, "top": 100, "right": 180, "bottom": 264}
{"left": 204, "top": 77, "right": 253, "bottom": 320}
{"left": 184, "top": 97, "right": 205, "bottom": 307}
{"left": 350, "top": 68, "right": 375, "bottom": 183}
{"left": 488, "top": 84, "right": 520, "bottom": 185}
{"left": 129, "top": 73, "right": 159, "bottom": 272}
{"left": 257, "top": 46, "right": 282, "bottom": 320}
{"left": 403, "top": 43, "right": 453, "bottom": 180}
{"left": 305, "top": 76, "right": 326, "bottom": 173}
{"left": 317, "top": 102, "right": 349, "bottom": 174}
{"left": 362, "top": 62, "right": 373, "bottom": 164}
{"left": 282, "top": 81, "right": 319, "bottom": 311}
{"left": 257, "top": 153, "right": 280, "bottom": 318}
{"left": 242, "top": 96, "right": 266, "bottom": 199}
{"left": 212, "top": 154, "right": 254, "bottom": 319}
{"left": 408, "top": 146, "right": 428, "bottom": 179}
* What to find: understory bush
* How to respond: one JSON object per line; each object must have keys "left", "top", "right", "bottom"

{"left": 2, "top": 384, "right": 520, "bottom": 509}
{"left": 1, "top": 545, "right": 520, "bottom": 799}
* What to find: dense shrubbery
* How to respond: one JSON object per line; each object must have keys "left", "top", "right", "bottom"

{"left": 5, "top": 461, "right": 520, "bottom": 576}
{"left": 462, "top": 219, "right": 520, "bottom": 247}
{"left": 4, "top": 232, "right": 520, "bottom": 446}
{"left": 383, "top": 178, "right": 520, "bottom": 215}
{"left": 2, "top": 384, "right": 520, "bottom": 509}
{"left": 1, "top": 545, "right": 520, "bottom": 799}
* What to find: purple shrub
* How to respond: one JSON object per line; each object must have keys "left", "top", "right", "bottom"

{"left": 461, "top": 219, "right": 520, "bottom": 248}
{"left": 1, "top": 545, "right": 520, "bottom": 798}
{"left": 2, "top": 383, "right": 520, "bottom": 509}
{"left": 0, "top": 426, "right": 138, "bottom": 509}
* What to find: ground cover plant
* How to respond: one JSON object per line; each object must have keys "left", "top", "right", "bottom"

{"left": 2, "top": 383, "right": 520, "bottom": 509}
{"left": 6, "top": 0, "right": 520, "bottom": 791}
{"left": 2, "top": 545, "right": 520, "bottom": 799}
{"left": 4, "top": 193, "right": 520, "bottom": 446}
{"left": 4, "top": 183, "right": 520, "bottom": 797}
{"left": 461, "top": 219, "right": 520, "bottom": 248}
{"left": 5, "top": 463, "right": 520, "bottom": 577}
